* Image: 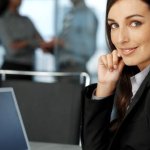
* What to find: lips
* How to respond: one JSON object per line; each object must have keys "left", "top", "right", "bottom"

{"left": 119, "top": 47, "right": 138, "bottom": 56}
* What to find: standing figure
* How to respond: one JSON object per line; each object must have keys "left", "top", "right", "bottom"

{"left": 0, "top": 0, "right": 44, "bottom": 73}
{"left": 42, "top": 0, "right": 98, "bottom": 73}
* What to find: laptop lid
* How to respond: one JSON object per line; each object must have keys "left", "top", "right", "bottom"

{"left": 0, "top": 87, "right": 30, "bottom": 150}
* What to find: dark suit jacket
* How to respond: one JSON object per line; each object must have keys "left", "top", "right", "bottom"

{"left": 82, "top": 71, "right": 150, "bottom": 150}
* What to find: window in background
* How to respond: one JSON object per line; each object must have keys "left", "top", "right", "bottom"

{"left": 56, "top": 0, "right": 108, "bottom": 82}
{"left": 86, "top": 0, "right": 109, "bottom": 83}
{"left": 7, "top": 0, "right": 107, "bottom": 83}
{"left": 56, "top": 0, "right": 108, "bottom": 50}
{"left": 19, "top": 0, "right": 56, "bottom": 82}
{"left": 86, "top": 0, "right": 108, "bottom": 50}
{"left": 20, "top": 0, "right": 55, "bottom": 41}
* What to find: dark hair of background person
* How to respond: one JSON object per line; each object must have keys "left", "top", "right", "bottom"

{"left": 105, "top": 0, "right": 150, "bottom": 131}
{"left": 0, "top": 0, "right": 9, "bottom": 16}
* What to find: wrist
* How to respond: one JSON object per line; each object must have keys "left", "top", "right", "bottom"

{"left": 96, "top": 81, "right": 116, "bottom": 97}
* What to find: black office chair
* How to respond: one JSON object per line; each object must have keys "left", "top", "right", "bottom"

{"left": 0, "top": 70, "right": 90, "bottom": 145}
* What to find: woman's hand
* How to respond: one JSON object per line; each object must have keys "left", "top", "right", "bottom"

{"left": 96, "top": 50, "right": 125, "bottom": 97}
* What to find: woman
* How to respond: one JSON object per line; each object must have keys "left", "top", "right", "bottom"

{"left": 82, "top": 0, "right": 150, "bottom": 149}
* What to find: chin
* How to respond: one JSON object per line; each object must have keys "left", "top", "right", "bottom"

{"left": 123, "top": 59, "right": 137, "bottom": 66}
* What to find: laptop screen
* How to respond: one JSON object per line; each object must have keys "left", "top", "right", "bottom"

{"left": 0, "top": 88, "right": 30, "bottom": 150}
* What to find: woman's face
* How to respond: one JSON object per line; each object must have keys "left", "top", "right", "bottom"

{"left": 108, "top": 0, "right": 150, "bottom": 70}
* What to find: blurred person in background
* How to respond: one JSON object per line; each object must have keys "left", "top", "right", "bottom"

{"left": 41, "top": 0, "right": 98, "bottom": 73}
{"left": 0, "top": 0, "right": 44, "bottom": 74}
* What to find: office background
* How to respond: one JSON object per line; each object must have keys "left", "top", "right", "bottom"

{"left": 0, "top": 0, "right": 108, "bottom": 83}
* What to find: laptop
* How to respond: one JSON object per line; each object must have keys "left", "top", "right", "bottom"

{"left": 0, "top": 87, "right": 30, "bottom": 150}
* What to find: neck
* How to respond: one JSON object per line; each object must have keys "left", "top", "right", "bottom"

{"left": 8, "top": 6, "right": 18, "bottom": 13}
{"left": 73, "top": 1, "right": 85, "bottom": 8}
{"left": 8, "top": 2, "right": 19, "bottom": 13}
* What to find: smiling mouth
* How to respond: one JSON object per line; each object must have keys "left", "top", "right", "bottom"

{"left": 119, "top": 47, "right": 138, "bottom": 56}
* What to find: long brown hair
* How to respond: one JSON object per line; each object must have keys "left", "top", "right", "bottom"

{"left": 105, "top": 0, "right": 150, "bottom": 130}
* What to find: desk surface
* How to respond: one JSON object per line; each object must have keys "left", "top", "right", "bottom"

{"left": 30, "top": 142, "right": 82, "bottom": 150}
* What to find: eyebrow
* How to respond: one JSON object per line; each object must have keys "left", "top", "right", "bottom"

{"left": 108, "top": 14, "right": 144, "bottom": 22}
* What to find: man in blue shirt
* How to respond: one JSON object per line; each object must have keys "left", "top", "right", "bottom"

{"left": 42, "top": 0, "right": 98, "bottom": 73}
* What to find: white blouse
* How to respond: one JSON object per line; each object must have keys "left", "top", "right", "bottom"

{"left": 130, "top": 65, "right": 150, "bottom": 98}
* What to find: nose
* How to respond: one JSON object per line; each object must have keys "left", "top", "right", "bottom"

{"left": 117, "top": 26, "right": 129, "bottom": 44}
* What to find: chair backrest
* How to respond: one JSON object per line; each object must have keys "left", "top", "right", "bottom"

{"left": 0, "top": 70, "right": 90, "bottom": 145}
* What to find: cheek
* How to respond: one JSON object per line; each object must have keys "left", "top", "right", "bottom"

{"left": 140, "top": 35, "right": 150, "bottom": 52}
{"left": 135, "top": 25, "right": 150, "bottom": 45}
{"left": 110, "top": 33, "right": 117, "bottom": 46}
{"left": 144, "top": 36, "right": 150, "bottom": 47}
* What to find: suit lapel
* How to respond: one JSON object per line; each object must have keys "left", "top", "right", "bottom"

{"left": 124, "top": 70, "right": 150, "bottom": 119}
{"left": 109, "top": 71, "right": 150, "bottom": 150}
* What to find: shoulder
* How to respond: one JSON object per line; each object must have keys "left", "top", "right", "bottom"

{"left": 20, "top": 15, "right": 34, "bottom": 26}
{"left": 84, "top": 7, "right": 96, "bottom": 15}
{"left": 0, "top": 14, "right": 5, "bottom": 22}
{"left": 0, "top": 17, "right": 5, "bottom": 28}
{"left": 21, "top": 15, "right": 31, "bottom": 21}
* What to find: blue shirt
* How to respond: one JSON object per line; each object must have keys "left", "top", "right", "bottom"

{"left": 57, "top": 4, "right": 98, "bottom": 68}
